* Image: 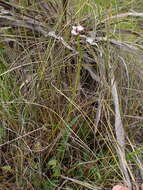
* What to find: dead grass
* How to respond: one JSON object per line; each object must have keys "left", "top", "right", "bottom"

{"left": 0, "top": 0, "right": 143, "bottom": 189}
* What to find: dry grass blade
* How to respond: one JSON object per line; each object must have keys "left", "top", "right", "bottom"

{"left": 85, "top": 36, "right": 143, "bottom": 59}
{"left": 61, "top": 175, "right": 101, "bottom": 190}
{"left": 1, "top": 0, "right": 143, "bottom": 189}
{"left": 83, "top": 65, "right": 101, "bottom": 83}
{"left": 111, "top": 71, "right": 131, "bottom": 188}
{"left": 99, "top": 12, "right": 143, "bottom": 25}
{"left": 0, "top": 15, "right": 48, "bottom": 36}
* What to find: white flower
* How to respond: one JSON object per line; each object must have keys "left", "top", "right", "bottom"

{"left": 71, "top": 25, "right": 84, "bottom": 36}
{"left": 71, "top": 27, "right": 79, "bottom": 36}
{"left": 76, "top": 25, "right": 84, "bottom": 32}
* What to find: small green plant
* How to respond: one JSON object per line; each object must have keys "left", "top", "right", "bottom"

{"left": 48, "top": 159, "right": 61, "bottom": 177}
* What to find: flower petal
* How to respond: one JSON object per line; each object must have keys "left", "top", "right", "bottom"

{"left": 112, "top": 185, "right": 131, "bottom": 190}
{"left": 76, "top": 25, "right": 84, "bottom": 32}
{"left": 141, "top": 184, "right": 143, "bottom": 190}
{"left": 71, "top": 29, "right": 78, "bottom": 36}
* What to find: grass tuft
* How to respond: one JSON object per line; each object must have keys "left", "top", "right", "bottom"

{"left": 0, "top": 0, "right": 143, "bottom": 189}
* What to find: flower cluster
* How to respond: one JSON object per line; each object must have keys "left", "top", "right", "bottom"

{"left": 71, "top": 25, "right": 84, "bottom": 36}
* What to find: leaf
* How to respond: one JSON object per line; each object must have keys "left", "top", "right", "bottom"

{"left": 48, "top": 159, "right": 61, "bottom": 177}
{"left": 53, "top": 167, "right": 61, "bottom": 177}
{"left": 1, "top": 165, "right": 12, "bottom": 172}
{"left": 48, "top": 159, "right": 57, "bottom": 167}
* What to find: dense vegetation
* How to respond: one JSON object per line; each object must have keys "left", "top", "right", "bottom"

{"left": 0, "top": 0, "right": 143, "bottom": 189}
